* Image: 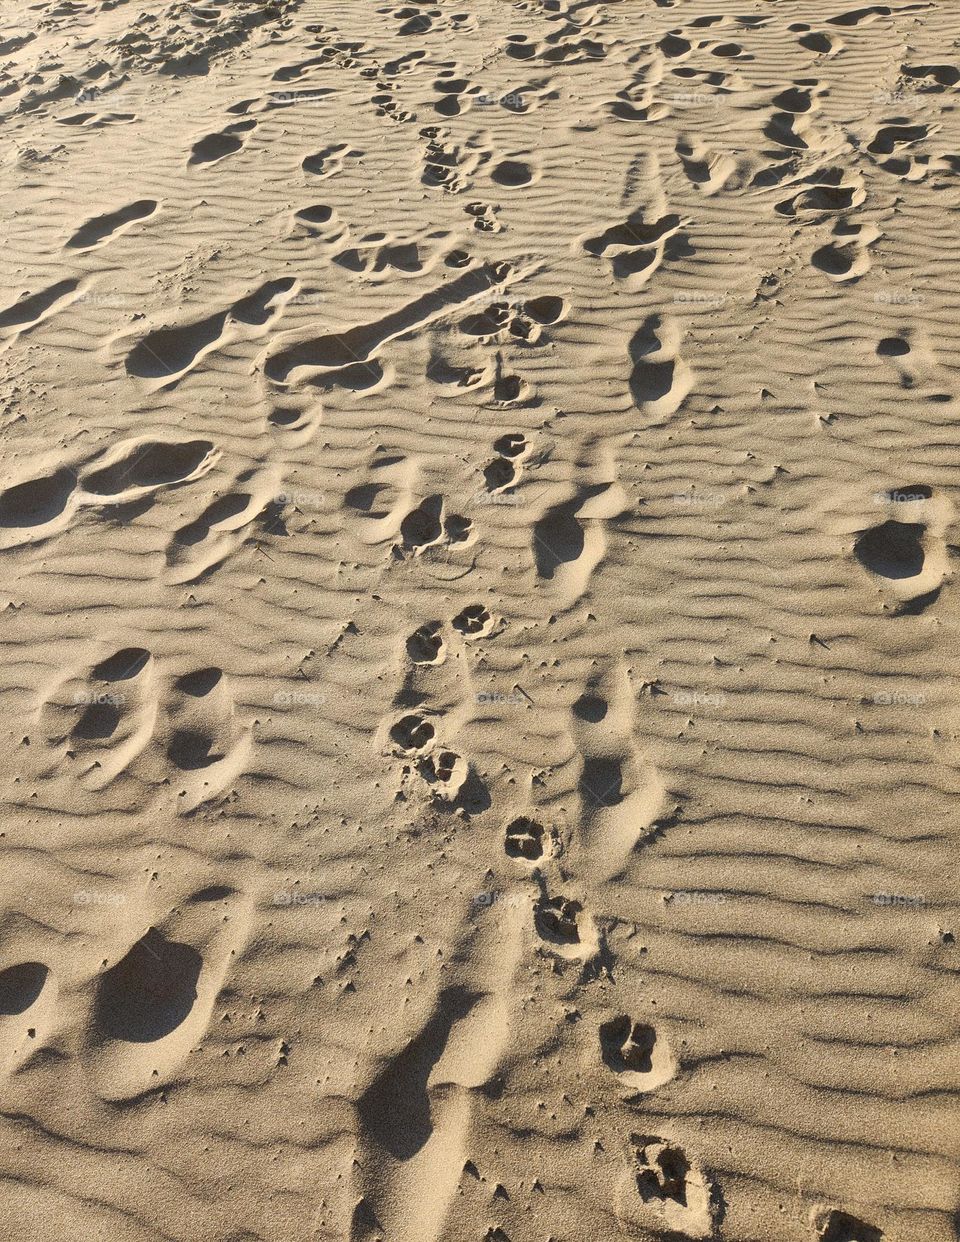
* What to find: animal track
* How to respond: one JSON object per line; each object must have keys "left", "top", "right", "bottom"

{"left": 420, "top": 126, "right": 487, "bottom": 191}
{"left": 89, "top": 888, "right": 248, "bottom": 1098}
{"left": 582, "top": 209, "right": 684, "bottom": 284}
{"left": 406, "top": 620, "right": 446, "bottom": 664}
{"left": 775, "top": 169, "right": 865, "bottom": 218}
{"left": 855, "top": 520, "right": 924, "bottom": 579}
{"left": 464, "top": 201, "right": 502, "bottom": 232}
{"left": 332, "top": 227, "right": 454, "bottom": 283}
{"left": 484, "top": 433, "right": 530, "bottom": 493}
{"left": 188, "top": 118, "right": 256, "bottom": 165}
{"left": 854, "top": 488, "right": 951, "bottom": 612}
{"left": 126, "top": 277, "right": 296, "bottom": 384}
{"left": 505, "top": 30, "right": 606, "bottom": 64}
{"left": 815, "top": 1209, "right": 883, "bottom": 1241}
{"left": 491, "top": 156, "right": 536, "bottom": 187}
{"left": 302, "top": 142, "right": 360, "bottom": 177}
{"left": 38, "top": 646, "right": 157, "bottom": 790}
{"left": 452, "top": 603, "right": 493, "bottom": 638}
{"left": 811, "top": 220, "right": 880, "bottom": 281}
{"left": 0, "top": 277, "right": 82, "bottom": 341}
{"left": 264, "top": 262, "right": 510, "bottom": 386}
{"left": 35, "top": 646, "right": 248, "bottom": 809}
{"left": 535, "top": 893, "right": 582, "bottom": 944}
{"left": 619, "top": 1135, "right": 720, "bottom": 1239}
{"left": 460, "top": 293, "right": 565, "bottom": 344}
{"left": 96, "top": 927, "right": 201, "bottom": 1042}
{"left": 504, "top": 815, "right": 545, "bottom": 860}
{"left": 83, "top": 439, "right": 217, "bottom": 496}
{"left": 0, "top": 437, "right": 219, "bottom": 549}
{"left": 417, "top": 748, "right": 468, "bottom": 801}
{"left": 533, "top": 478, "right": 631, "bottom": 607}
{"left": 166, "top": 466, "right": 282, "bottom": 583}
{"left": 629, "top": 314, "right": 694, "bottom": 422}
{"left": 390, "top": 712, "right": 436, "bottom": 755}
{"left": 399, "top": 495, "right": 472, "bottom": 553}
{"left": 66, "top": 199, "right": 159, "bottom": 250}
{"left": 0, "top": 961, "right": 54, "bottom": 1071}
{"left": 0, "top": 962, "right": 49, "bottom": 1016}
{"left": 599, "top": 1015, "right": 676, "bottom": 1091}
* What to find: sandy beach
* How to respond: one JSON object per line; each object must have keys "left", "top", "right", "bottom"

{"left": 0, "top": 0, "right": 958, "bottom": 1238}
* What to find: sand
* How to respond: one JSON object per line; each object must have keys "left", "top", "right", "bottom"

{"left": 0, "top": 0, "right": 958, "bottom": 1239}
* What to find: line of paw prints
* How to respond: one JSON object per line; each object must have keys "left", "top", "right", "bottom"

{"left": 483, "top": 432, "right": 532, "bottom": 494}
{"left": 386, "top": 710, "right": 470, "bottom": 805}
{"left": 406, "top": 603, "right": 497, "bottom": 667}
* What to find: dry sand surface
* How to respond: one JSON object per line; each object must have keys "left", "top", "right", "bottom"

{"left": 1, "top": 0, "right": 959, "bottom": 1238}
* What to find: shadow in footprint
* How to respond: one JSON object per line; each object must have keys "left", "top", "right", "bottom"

{"left": 533, "top": 499, "right": 584, "bottom": 578}
{"left": 818, "top": 1210, "right": 883, "bottom": 1242}
{"left": 855, "top": 521, "right": 924, "bottom": 579}
{"left": 168, "top": 729, "right": 223, "bottom": 770}
{"left": 73, "top": 701, "right": 120, "bottom": 741}
{"left": 175, "top": 667, "right": 223, "bottom": 697}
{"left": 601, "top": 1015, "right": 656, "bottom": 1074}
{"left": 358, "top": 987, "right": 479, "bottom": 1159}
{"left": 84, "top": 441, "right": 214, "bottom": 493}
{"left": 67, "top": 199, "right": 158, "bottom": 250}
{"left": 96, "top": 928, "right": 201, "bottom": 1043}
{"left": 0, "top": 469, "right": 75, "bottom": 528}
{"left": 573, "top": 693, "right": 607, "bottom": 722}
{"left": 92, "top": 648, "right": 151, "bottom": 681}
{"left": 0, "top": 962, "right": 48, "bottom": 1015}
{"left": 580, "top": 755, "right": 624, "bottom": 806}
{"left": 0, "top": 279, "right": 80, "bottom": 331}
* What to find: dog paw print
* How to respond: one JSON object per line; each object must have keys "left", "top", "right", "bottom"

{"left": 389, "top": 712, "right": 437, "bottom": 755}
{"left": 616, "top": 1134, "right": 719, "bottom": 1239}
{"left": 600, "top": 1015, "right": 676, "bottom": 1091}
{"left": 452, "top": 603, "right": 494, "bottom": 639}
{"left": 398, "top": 495, "right": 473, "bottom": 553}
{"left": 504, "top": 815, "right": 546, "bottom": 860}
{"left": 406, "top": 620, "right": 446, "bottom": 665}
{"left": 484, "top": 432, "right": 532, "bottom": 491}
